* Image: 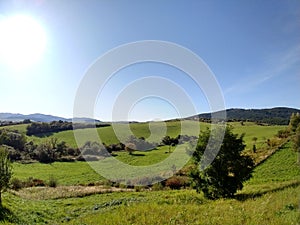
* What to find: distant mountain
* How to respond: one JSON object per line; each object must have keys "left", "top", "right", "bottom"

{"left": 0, "top": 113, "right": 100, "bottom": 123}
{"left": 1, "top": 107, "right": 299, "bottom": 125}
{"left": 186, "top": 107, "right": 300, "bottom": 125}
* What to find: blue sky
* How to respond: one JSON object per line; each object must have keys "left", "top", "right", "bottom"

{"left": 0, "top": 0, "right": 299, "bottom": 121}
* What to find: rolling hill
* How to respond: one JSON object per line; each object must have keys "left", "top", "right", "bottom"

{"left": 0, "top": 113, "right": 100, "bottom": 123}
{"left": 1, "top": 107, "right": 299, "bottom": 125}
{"left": 186, "top": 107, "right": 300, "bottom": 125}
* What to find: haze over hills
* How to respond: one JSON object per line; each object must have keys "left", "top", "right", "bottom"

{"left": 0, "top": 113, "right": 100, "bottom": 123}
{"left": 0, "top": 107, "right": 299, "bottom": 125}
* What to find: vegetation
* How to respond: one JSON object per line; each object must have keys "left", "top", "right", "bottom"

{"left": 0, "top": 139, "right": 298, "bottom": 224}
{"left": 289, "top": 112, "right": 300, "bottom": 132}
{"left": 26, "top": 121, "right": 110, "bottom": 136}
{"left": 190, "top": 127, "right": 254, "bottom": 199}
{"left": 0, "top": 116, "right": 296, "bottom": 224}
{"left": 0, "top": 146, "right": 12, "bottom": 206}
{"left": 190, "top": 107, "right": 300, "bottom": 125}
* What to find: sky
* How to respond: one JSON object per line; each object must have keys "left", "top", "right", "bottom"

{"left": 0, "top": 0, "right": 299, "bottom": 121}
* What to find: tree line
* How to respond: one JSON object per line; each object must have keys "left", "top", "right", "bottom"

{"left": 26, "top": 120, "right": 110, "bottom": 136}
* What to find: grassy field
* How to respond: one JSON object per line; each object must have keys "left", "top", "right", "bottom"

{"left": 1, "top": 121, "right": 285, "bottom": 151}
{"left": 1, "top": 141, "right": 299, "bottom": 224}
{"left": 12, "top": 162, "right": 104, "bottom": 186}
{"left": 8, "top": 121, "right": 286, "bottom": 187}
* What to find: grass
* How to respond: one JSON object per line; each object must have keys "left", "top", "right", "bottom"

{"left": 12, "top": 162, "right": 104, "bottom": 185}
{"left": 246, "top": 141, "right": 300, "bottom": 185}
{"left": 1, "top": 121, "right": 284, "bottom": 150}
{"left": 1, "top": 138, "right": 298, "bottom": 224}
{"left": 10, "top": 121, "right": 286, "bottom": 187}
{"left": 0, "top": 124, "right": 28, "bottom": 133}
{"left": 228, "top": 122, "right": 284, "bottom": 149}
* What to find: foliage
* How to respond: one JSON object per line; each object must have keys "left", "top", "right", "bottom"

{"left": 26, "top": 121, "right": 72, "bottom": 136}
{"left": 48, "top": 176, "right": 58, "bottom": 188}
{"left": 80, "top": 141, "right": 109, "bottom": 158}
{"left": 161, "top": 135, "right": 179, "bottom": 152}
{"left": 191, "top": 107, "right": 300, "bottom": 125}
{"left": 165, "top": 176, "right": 189, "bottom": 190}
{"left": 26, "top": 121, "right": 110, "bottom": 136}
{"left": 125, "top": 143, "right": 136, "bottom": 155}
{"left": 190, "top": 127, "right": 254, "bottom": 199}
{"left": 276, "top": 129, "right": 290, "bottom": 138}
{"left": 2, "top": 140, "right": 299, "bottom": 224}
{"left": 10, "top": 178, "right": 23, "bottom": 191}
{"left": 0, "top": 146, "right": 12, "bottom": 205}
{"left": 289, "top": 112, "right": 300, "bottom": 132}
{"left": 293, "top": 125, "right": 300, "bottom": 159}
{"left": 0, "top": 129, "right": 26, "bottom": 150}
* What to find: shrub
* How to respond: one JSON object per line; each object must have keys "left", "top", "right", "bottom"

{"left": 10, "top": 178, "right": 24, "bottom": 191}
{"left": 25, "top": 177, "right": 46, "bottom": 187}
{"left": 48, "top": 176, "right": 58, "bottom": 188}
{"left": 152, "top": 182, "right": 164, "bottom": 191}
{"left": 165, "top": 176, "right": 188, "bottom": 190}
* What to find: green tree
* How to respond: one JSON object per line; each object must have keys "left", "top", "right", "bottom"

{"left": 289, "top": 113, "right": 300, "bottom": 132}
{"left": 294, "top": 125, "right": 300, "bottom": 164}
{"left": 162, "top": 136, "right": 179, "bottom": 153}
{"left": 190, "top": 127, "right": 254, "bottom": 199}
{"left": 0, "top": 146, "right": 13, "bottom": 206}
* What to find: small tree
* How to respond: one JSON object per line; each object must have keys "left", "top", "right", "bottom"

{"left": 252, "top": 144, "right": 257, "bottom": 153}
{"left": 190, "top": 127, "right": 254, "bottom": 199}
{"left": 162, "top": 136, "right": 179, "bottom": 153}
{"left": 0, "top": 146, "right": 13, "bottom": 206}
{"left": 125, "top": 143, "right": 136, "bottom": 155}
{"left": 294, "top": 125, "right": 300, "bottom": 164}
{"left": 289, "top": 113, "right": 300, "bottom": 132}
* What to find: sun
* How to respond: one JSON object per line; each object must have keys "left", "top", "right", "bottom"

{"left": 0, "top": 14, "right": 47, "bottom": 70}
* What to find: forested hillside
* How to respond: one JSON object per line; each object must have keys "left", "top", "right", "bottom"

{"left": 187, "top": 107, "right": 300, "bottom": 125}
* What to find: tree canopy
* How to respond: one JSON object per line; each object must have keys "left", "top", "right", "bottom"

{"left": 190, "top": 127, "right": 254, "bottom": 199}
{"left": 0, "top": 146, "right": 12, "bottom": 205}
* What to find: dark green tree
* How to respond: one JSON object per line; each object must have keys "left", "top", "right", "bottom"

{"left": 0, "top": 146, "right": 13, "bottom": 206}
{"left": 162, "top": 136, "right": 179, "bottom": 153}
{"left": 190, "top": 127, "right": 254, "bottom": 199}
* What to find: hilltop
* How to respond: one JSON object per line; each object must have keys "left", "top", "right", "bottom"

{"left": 1, "top": 107, "right": 299, "bottom": 125}
{"left": 0, "top": 113, "right": 100, "bottom": 123}
{"left": 186, "top": 107, "right": 300, "bottom": 125}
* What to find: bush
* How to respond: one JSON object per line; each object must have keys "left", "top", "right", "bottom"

{"left": 48, "top": 176, "right": 58, "bottom": 188}
{"left": 25, "top": 177, "right": 46, "bottom": 187}
{"left": 165, "top": 176, "right": 188, "bottom": 190}
{"left": 10, "top": 178, "right": 24, "bottom": 190}
{"left": 152, "top": 182, "right": 164, "bottom": 191}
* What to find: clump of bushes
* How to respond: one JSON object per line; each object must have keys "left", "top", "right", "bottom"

{"left": 165, "top": 176, "right": 190, "bottom": 190}
{"left": 10, "top": 176, "right": 58, "bottom": 190}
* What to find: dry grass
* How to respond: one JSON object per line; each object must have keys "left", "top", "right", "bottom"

{"left": 11, "top": 185, "right": 134, "bottom": 200}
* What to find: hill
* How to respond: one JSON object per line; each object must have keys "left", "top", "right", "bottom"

{"left": 187, "top": 107, "right": 300, "bottom": 125}
{"left": 0, "top": 113, "right": 100, "bottom": 123}
{"left": 1, "top": 107, "right": 299, "bottom": 125}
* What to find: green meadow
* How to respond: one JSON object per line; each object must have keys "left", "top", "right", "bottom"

{"left": 1, "top": 141, "right": 299, "bottom": 224}
{"left": 1, "top": 121, "right": 284, "bottom": 150}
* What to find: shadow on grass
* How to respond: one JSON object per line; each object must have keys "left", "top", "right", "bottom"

{"left": 32, "top": 132, "right": 54, "bottom": 137}
{"left": 235, "top": 180, "right": 300, "bottom": 201}
{"left": 131, "top": 153, "right": 145, "bottom": 156}
{"left": 0, "top": 205, "right": 19, "bottom": 223}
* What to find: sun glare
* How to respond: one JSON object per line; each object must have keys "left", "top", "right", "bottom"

{"left": 0, "top": 14, "right": 47, "bottom": 70}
